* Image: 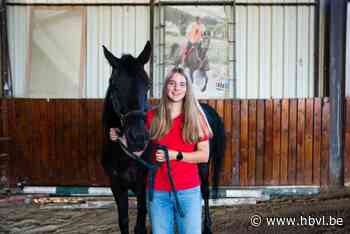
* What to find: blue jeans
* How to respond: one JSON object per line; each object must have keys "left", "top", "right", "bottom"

{"left": 147, "top": 186, "right": 202, "bottom": 234}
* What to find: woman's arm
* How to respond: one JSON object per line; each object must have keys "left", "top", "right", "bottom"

{"left": 155, "top": 140, "right": 209, "bottom": 163}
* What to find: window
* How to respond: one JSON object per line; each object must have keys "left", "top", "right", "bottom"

{"left": 27, "top": 6, "right": 86, "bottom": 98}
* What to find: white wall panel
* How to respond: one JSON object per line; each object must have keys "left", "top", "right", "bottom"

{"left": 99, "top": 6, "right": 112, "bottom": 98}
{"left": 86, "top": 6, "right": 150, "bottom": 98}
{"left": 296, "top": 6, "right": 310, "bottom": 97}
{"left": 283, "top": 6, "right": 297, "bottom": 98}
{"left": 347, "top": 2, "right": 350, "bottom": 96}
{"left": 236, "top": 4, "right": 315, "bottom": 99}
{"left": 7, "top": 3, "right": 315, "bottom": 99}
{"left": 7, "top": 6, "right": 30, "bottom": 97}
{"left": 259, "top": 6, "right": 272, "bottom": 99}
{"left": 86, "top": 7, "right": 99, "bottom": 98}
{"left": 308, "top": 6, "right": 315, "bottom": 97}
{"left": 246, "top": 6, "right": 259, "bottom": 99}
{"left": 271, "top": 6, "right": 284, "bottom": 98}
{"left": 236, "top": 6, "right": 247, "bottom": 98}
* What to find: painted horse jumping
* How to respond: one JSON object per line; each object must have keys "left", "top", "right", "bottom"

{"left": 168, "top": 31, "right": 211, "bottom": 92}
{"left": 101, "top": 41, "right": 225, "bottom": 234}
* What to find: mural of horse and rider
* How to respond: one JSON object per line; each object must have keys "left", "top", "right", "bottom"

{"left": 165, "top": 6, "right": 234, "bottom": 99}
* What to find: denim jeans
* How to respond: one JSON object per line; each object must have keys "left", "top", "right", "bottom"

{"left": 147, "top": 186, "right": 202, "bottom": 234}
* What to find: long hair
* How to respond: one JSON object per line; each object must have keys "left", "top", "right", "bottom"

{"left": 150, "top": 67, "right": 213, "bottom": 143}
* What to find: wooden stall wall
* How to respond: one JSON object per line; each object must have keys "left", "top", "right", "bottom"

{"left": 0, "top": 99, "right": 11, "bottom": 186}
{"left": 0, "top": 97, "right": 346, "bottom": 187}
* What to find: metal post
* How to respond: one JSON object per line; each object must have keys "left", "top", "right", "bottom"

{"left": 329, "top": 0, "right": 347, "bottom": 188}
{"left": 150, "top": 0, "right": 154, "bottom": 97}
{"left": 0, "top": 0, "right": 12, "bottom": 97}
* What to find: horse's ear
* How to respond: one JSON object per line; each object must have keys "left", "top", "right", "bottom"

{"left": 137, "top": 41, "right": 152, "bottom": 65}
{"left": 103, "top": 45, "right": 120, "bottom": 68}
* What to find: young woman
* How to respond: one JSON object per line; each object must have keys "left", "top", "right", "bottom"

{"left": 110, "top": 67, "right": 212, "bottom": 234}
{"left": 145, "top": 67, "right": 212, "bottom": 234}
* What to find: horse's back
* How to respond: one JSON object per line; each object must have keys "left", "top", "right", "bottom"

{"left": 200, "top": 103, "right": 225, "bottom": 195}
{"left": 200, "top": 103, "right": 222, "bottom": 129}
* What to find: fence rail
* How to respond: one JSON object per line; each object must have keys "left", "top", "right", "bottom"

{"left": 0, "top": 98, "right": 348, "bottom": 187}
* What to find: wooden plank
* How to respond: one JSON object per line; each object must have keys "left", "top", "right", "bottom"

{"left": 222, "top": 100, "right": 232, "bottom": 185}
{"left": 0, "top": 100, "right": 9, "bottom": 184}
{"left": 4, "top": 97, "right": 336, "bottom": 187}
{"left": 77, "top": 100, "right": 89, "bottom": 185}
{"left": 248, "top": 100, "right": 257, "bottom": 185}
{"left": 313, "top": 98, "right": 322, "bottom": 185}
{"left": 0, "top": 100, "right": 3, "bottom": 137}
{"left": 30, "top": 100, "right": 40, "bottom": 184}
{"left": 305, "top": 98, "right": 314, "bottom": 185}
{"left": 297, "top": 99, "right": 306, "bottom": 185}
{"left": 87, "top": 100, "right": 97, "bottom": 184}
{"left": 20, "top": 100, "right": 33, "bottom": 184}
{"left": 240, "top": 100, "right": 248, "bottom": 186}
{"left": 231, "top": 100, "right": 240, "bottom": 186}
{"left": 71, "top": 100, "right": 80, "bottom": 185}
{"left": 321, "top": 98, "right": 330, "bottom": 187}
{"left": 255, "top": 100, "right": 264, "bottom": 186}
{"left": 345, "top": 97, "right": 350, "bottom": 186}
{"left": 95, "top": 100, "right": 106, "bottom": 185}
{"left": 8, "top": 100, "right": 16, "bottom": 185}
{"left": 62, "top": 100, "right": 73, "bottom": 185}
{"left": 216, "top": 100, "right": 224, "bottom": 119}
{"left": 47, "top": 99, "right": 56, "bottom": 184}
{"left": 55, "top": 100, "right": 65, "bottom": 184}
{"left": 288, "top": 99, "right": 298, "bottom": 185}
{"left": 280, "top": 99, "right": 289, "bottom": 185}
{"left": 264, "top": 100, "right": 273, "bottom": 185}
{"left": 0, "top": 99, "right": 7, "bottom": 137}
{"left": 39, "top": 100, "right": 49, "bottom": 185}
{"left": 272, "top": 99, "right": 281, "bottom": 185}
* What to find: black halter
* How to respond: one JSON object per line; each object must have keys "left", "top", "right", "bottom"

{"left": 118, "top": 110, "right": 146, "bottom": 130}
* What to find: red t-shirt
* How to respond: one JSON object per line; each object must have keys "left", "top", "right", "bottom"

{"left": 146, "top": 109, "right": 208, "bottom": 191}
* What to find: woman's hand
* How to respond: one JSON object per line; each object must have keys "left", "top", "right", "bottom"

{"left": 109, "top": 128, "right": 120, "bottom": 142}
{"left": 110, "top": 128, "right": 144, "bottom": 157}
{"left": 155, "top": 149, "right": 177, "bottom": 162}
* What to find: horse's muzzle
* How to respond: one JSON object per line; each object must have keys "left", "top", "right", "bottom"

{"left": 125, "top": 128, "right": 150, "bottom": 152}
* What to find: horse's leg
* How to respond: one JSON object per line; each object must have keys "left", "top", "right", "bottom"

{"left": 111, "top": 177, "right": 129, "bottom": 234}
{"left": 198, "top": 163, "right": 212, "bottom": 234}
{"left": 132, "top": 180, "right": 148, "bottom": 234}
{"left": 201, "top": 70, "right": 208, "bottom": 92}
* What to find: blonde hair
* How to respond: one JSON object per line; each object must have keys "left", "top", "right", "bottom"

{"left": 150, "top": 67, "right": 213, "bottom": 143}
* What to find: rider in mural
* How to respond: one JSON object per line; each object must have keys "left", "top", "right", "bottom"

{"left": 180, "top": 16, "right": 206, "bottom": 65}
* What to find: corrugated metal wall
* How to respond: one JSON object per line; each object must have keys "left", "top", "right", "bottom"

{"left": 236, "top": 3, "right": 315, "bottom": 99}
{"left": 86, "top": 6, "right": 150, "bottom": 98}
{"left": 7, "top": 6, "right": 30, "bottom": 97}
{"left": 7, "top": 1, "right": 316, "bottom": 99}
{"left": 346, "top": 1, "right": 350, "bottom": 96}
{"left": 7, "top": 5, "right": 150, "bottom": 98}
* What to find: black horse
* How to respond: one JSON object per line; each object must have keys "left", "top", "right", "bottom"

{"left": 168, "top": 31, "right": 211, "bottom": 92}
{"left": 101, "top": 41, "right": 225, "bottom": 234}
{"left": 101, "top": 42, "right": 152, "bottom": 234}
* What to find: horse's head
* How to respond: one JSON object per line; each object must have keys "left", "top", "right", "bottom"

{"left": 103, "top": 41, "right": 152, "bottom": 152}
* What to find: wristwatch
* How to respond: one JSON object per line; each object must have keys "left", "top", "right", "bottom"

{"left": 176, "top": 151, "right": 183, "bottom": 161}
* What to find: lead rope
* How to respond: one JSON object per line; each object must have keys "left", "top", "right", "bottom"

{"left": 155, "top": 144, "right": 185, "bottom": 217}
{"left": 117, "top": 139, "right": 184, "bottom": 217}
